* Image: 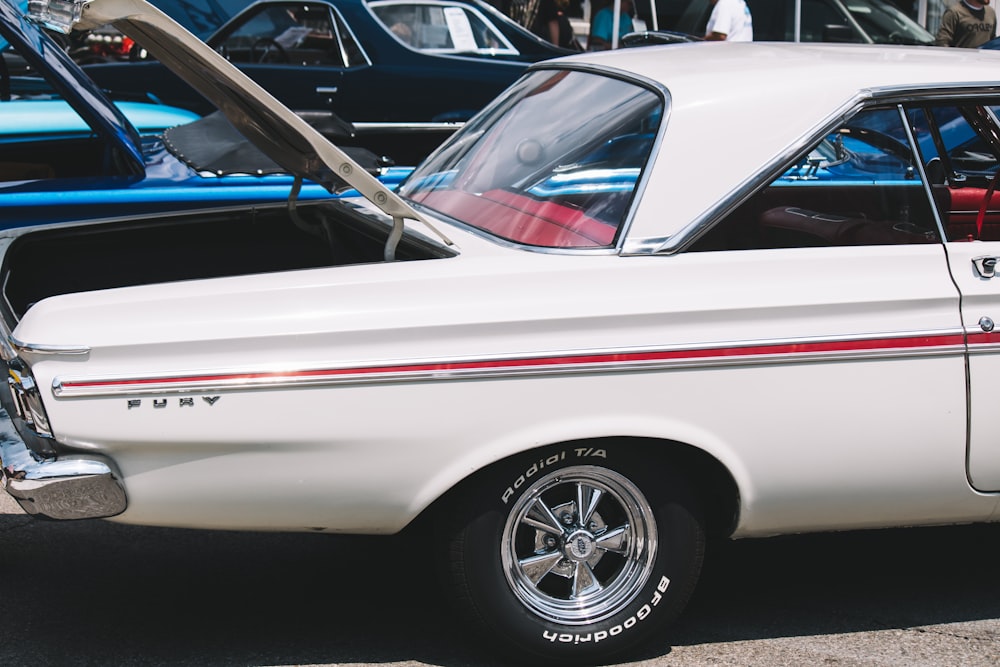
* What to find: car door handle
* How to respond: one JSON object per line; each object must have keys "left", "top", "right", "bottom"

{"left": 316, "top": 86, "right": 338, "bottom": 94}
{"left": 973, "top": 256, "right": 999, "bottom": 278}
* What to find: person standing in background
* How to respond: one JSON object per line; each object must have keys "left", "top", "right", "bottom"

{"left": 531, "top": 0, "right": 579, "bottom": 49}
{"left": 588, "top": 0, "right": 634, "bottom": 50}
{"left": 935, "top": 0, "right": 996, "bottom": 47}
{"left": 704, "top": 0, "right": 753, "bottom": 41}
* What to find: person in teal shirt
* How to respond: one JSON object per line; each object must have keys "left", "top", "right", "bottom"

{"left": 588, "top": 0, "right": 633, "bottom": 50}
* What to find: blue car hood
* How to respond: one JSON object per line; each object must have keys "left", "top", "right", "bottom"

{"left": 0, "top": 0, "right": 144, "bottom": 175}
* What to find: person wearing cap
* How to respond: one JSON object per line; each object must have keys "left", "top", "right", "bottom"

{"left": 705, "top": 0, "right": 753, "bottom": 42}
{"left": 935, "top": 0, "right": 997, "bottom": 48}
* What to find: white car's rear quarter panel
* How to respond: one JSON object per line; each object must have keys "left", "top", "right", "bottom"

{"left": 18, "top": 239, "right": 989, "bottom": 535}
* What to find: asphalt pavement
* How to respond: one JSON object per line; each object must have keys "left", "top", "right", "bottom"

{"left": 2, "top": 487, "right": 999, "bottom": 666}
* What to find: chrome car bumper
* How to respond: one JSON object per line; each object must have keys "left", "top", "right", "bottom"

{"left": 0, "top": 438, "right": 126, "bottom": 520}
{"left": 0, "top": 316, "right": 125, "bottom": 520}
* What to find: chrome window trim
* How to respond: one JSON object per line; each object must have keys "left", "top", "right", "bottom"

{"left": 896, "top": 102, "right": 949, "bottom": 243}
{"left": 867, "top": 84, "right": 1000, "bottom": 103}
{"left": 620, "top": 235, "right": 673, "bottom": 255}
{"left": 326, "top": 1, "right": 373, "bottom": 68}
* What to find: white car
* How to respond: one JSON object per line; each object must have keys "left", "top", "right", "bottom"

{"left": 6, "top": 0, "right": 1000, "bottom": 662}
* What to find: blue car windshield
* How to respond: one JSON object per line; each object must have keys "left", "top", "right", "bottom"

{"left": 400, "top": 69, "right": 663, "bottom": 249}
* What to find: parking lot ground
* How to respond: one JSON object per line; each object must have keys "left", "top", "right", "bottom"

{"left": 2, "top": 491, "right": 999, "bottom": 666}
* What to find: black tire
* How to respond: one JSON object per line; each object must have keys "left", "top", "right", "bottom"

{"left": 441, "top": 443, "right": 705, "bottom": 664}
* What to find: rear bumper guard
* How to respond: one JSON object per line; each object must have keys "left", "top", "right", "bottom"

{"left": 0, "top": 439, "right": 126, "bottom": 520}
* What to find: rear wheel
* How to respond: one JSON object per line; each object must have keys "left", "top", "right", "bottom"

{"left": 442, "top": 444, "right": 705, "bottom": 663}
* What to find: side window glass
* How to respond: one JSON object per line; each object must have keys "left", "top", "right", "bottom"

{"left": 371, "top": 3, "right": 516, "bottom": 54}
{"left": 930, "top": 106, "right": 999, "bottom": 175}
{"left": 908, "top": 103, "right": 1000, "bottom": 241}
{"left": 332, "top": 8, "right": 368, "bottom": 66}
{"left": 690, "top": 106, "right": 940, "bottom": 251}
{"left": 212, "top": 3, "right": 347, "bottom": 66}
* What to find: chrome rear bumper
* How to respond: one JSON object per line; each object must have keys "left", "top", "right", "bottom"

{"left": 0, "top": 438, "right": 126, "bottom": 520}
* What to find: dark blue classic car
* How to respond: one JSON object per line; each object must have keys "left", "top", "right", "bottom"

{"left": 82, "top": 0, "right": 574, "bottom": 163}
{"left": 0, "top": 0, "right": 406, "bottom": 226}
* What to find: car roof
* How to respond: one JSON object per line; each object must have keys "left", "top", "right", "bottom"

{"left": 554, "top": 42, "right": 1000, "bottom": 248}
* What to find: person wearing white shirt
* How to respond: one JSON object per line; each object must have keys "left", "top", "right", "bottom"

{"left": 705, "top": 0, "right": 753, "bottom": 41}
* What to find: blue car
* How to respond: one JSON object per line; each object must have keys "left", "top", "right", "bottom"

{"left": 0, "top": 97, "right": 199, "bottom": 137}
{"left": 0, "top": 0, "right": 405, "bottom": 227}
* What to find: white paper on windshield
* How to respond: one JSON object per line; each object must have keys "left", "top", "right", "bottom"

{"left": 443, "top": 8, "right": 478, "bottom": 51}
{"left": 275, "top": 26, "right": 313, "bottom": 48}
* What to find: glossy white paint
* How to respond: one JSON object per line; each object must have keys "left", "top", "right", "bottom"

{"left": 11, "top": 235, "right": 996, "bottom": 534}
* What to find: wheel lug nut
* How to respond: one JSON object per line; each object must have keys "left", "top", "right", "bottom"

{"left": 561, "top": 512, "right": 575, "bottom": 525}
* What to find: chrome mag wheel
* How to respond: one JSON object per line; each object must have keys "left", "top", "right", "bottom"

{"left": 500, "top": 465, "right": 657, "bottom": 625}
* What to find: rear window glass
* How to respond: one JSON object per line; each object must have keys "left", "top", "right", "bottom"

{"left": 401, "top": 70, "right": 662, "bottom": 249}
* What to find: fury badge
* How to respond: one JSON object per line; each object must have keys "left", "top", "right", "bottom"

{"left": 127, "top": 396, "right": 221, "bottom": 409}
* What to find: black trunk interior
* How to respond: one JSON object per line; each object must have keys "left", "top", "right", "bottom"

{"left": 1, "top": 202, "right": 445, "bottom": 320}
